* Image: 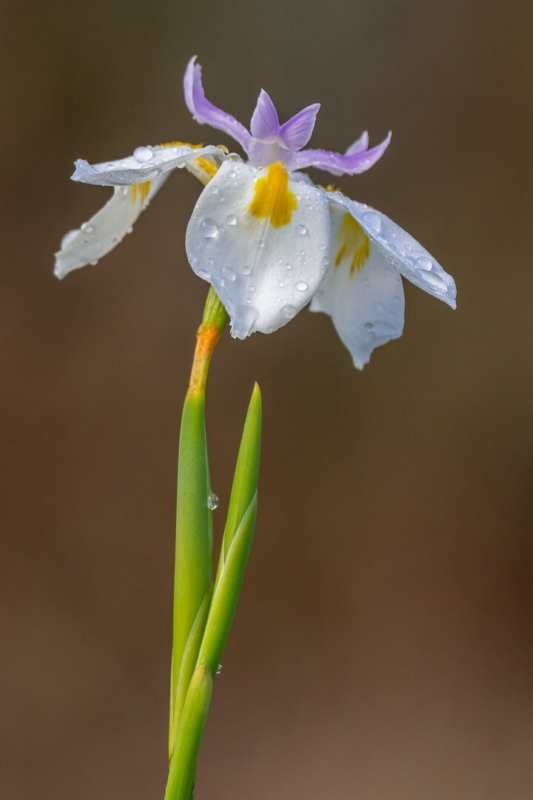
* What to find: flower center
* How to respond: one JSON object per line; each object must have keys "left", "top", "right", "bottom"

{"left": 248, "top": 162, "right": 297, "bottom": 228}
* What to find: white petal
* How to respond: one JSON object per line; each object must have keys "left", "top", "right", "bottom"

{"left": 54, "top": 174, "right": 168, "bottom": 279}
{"left": 311, "top": 204, "right": 405, "bottom": 368}
{"left": 185, "top": 160, "right": 330, "bottom": 337}
{"left": 332, "top": 194, "right": 456, "bottom": 309}
{"left": 72, "top": 144, "right": 226, "bottom": 186}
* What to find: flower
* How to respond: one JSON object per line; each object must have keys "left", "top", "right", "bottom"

{"left": 55, "top": 57, "right": 456, "bottom": 368}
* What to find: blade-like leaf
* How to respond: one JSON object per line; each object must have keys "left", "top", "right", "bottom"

{"left": 164, "top": 665, "right": 213, "bottom": 800}
{"left": 171, "top": 388, "right": 213, "bottom": 737}
{"left": 169, "top": 584, "right": 213, "bottom": 758}
{"left": 197, "top": 495, "right": 258, "bottom": 675}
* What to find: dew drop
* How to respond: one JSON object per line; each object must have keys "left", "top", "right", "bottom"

{"left": 278, "top": 281, "right": 285, "bottom": 288}
{"left": 281, "top": 304, "right": 297, "bottom": 319}
{"left": 415, "top": 255, "right": 433, "bottom": 271}
{"left": 223, "top": 267, "right": 236, "bottom": 282}
{"left": 296, "top": 224, "right": 307, "bottom": 235}
{"left": 419, "top": 271, "right": 447, "bottom": 292}
{"left": 226, "top": 214, "right": 237, "bottom": 226}
{"left": 216, "top": 664, "right": 223, "bottom": 675}
{"left": 198, "top": 269, "right": 211, "bottom": 280}
{"left": 240, "top": 264, "right": 252, "bottom": 275}
{"left": 321, "top": 256, "right": 330, "bottom": 267}
{"left": 81, "top": 223, "right": 94, "bottom": 234}
{"left": 61, "top": 229, "right": 79, "bottom": 248}
{"left": 362, "top": 211, "right": 382, "bottom": 233}
{"left": 133, "top": 146, "right": 153, "bottom": 163}
{"left": 296, "top": 281, "right": 308, "bottom": 292}
{"left": 285, "top": 263, "right": 292, "bottom": 271}
{"left": 200, "top": 218, "right": 218, "bottom": 238}
{"left": 207, "top": 492, "right": 219, "bottom": 510}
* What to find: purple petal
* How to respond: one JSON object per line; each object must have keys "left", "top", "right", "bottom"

{"left": 250, "top": 90, "right": 280, "bottom": 139}
{"left": 183, "top": 57, "right": 251, "bottom": 152}
{"left": 279, "top": 103, "right": 320, "bottom": 151}
{"left": 345, "top": 131, "right": 369, "bottom": 155}
{"left": 293, "top": 131, "right": 392, "bottom": 176}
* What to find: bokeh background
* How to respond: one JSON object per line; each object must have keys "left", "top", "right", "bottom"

{"left": 1, "top": 1, "right": 532, "bottom": 798}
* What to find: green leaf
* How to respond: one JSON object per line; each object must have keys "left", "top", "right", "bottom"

{"left": 164, "top": 665, "right": 213, "bottom": 800}
{"left": 171, "top": 388, "right": 213, "bottom": 740}
{"left": 198, "top": 383, "right": 262, "bottom": 675}
{"left": 169, "top": 584, "right": 213, "bottom": 759}
{"left": 218, "top": 383, "right": 262, "bottom": 572}
{"left": 197, "top": 494, "right": 258, "bottom": 676}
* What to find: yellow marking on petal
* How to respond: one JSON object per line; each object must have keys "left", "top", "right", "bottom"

{"left": 195, "top": 157, "right": 217, "bottom": 179}
{"left": 335, "top": 213, "right": 370, "bottom": 276}
{"left": 248, "top": 162, "right": 297, "bottom": 228}
{"left": 159, "top": 140, "right": 204, "bottom": 149}
{"left": 131, "top": 182, "right": 151, "bottom": 205}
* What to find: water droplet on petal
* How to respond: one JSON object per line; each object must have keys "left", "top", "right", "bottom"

{"left": 223, "top": 267, "right": 236, "bottom": 282}
{"left": 207, "top": 492, "right": 219, "bottom": 510}
{"left": 362, "top": 211, "right": 382, "bottom": 233}
{"left": 296, "top": 224, "right": 307, "bottom": 235}
{"left": 285, "top": 263, "right": 292, "bottom": 271}
{"left": 198, "top": 269, "right": 211, "bottom": 280}
{"left": 419, "top": 271, "right": 448, "bottom": 292}
{"left": 415, "top": 255, "right": 433, "bottom": 271}
{"left": 296, "top": 281, "right": 308, "bottom": 292}
{"left": 240, "top": 264, "right": 252, "bottom": 275}
{"left": 133, "top": 146, "right": 153, "bottom": 163}
{"left": 226, "top": 214, "right": 237, "bottom": 226}
{"left": 321, "top": 256, "right": 330, "bottom": 267}
{"left": 81, "top": 223, "right": 94, "bottom": 234}
{"left": 200, "top": 218, "right": 218, "bottom": 238}
{"left": 61, "top": 229, "right": 80, "bottom": 248}
{"left": 278, "top": 281, "right": 285, "bottom": 288}
{"left": 281, "top": 304, "right": 297, "bottom": 320}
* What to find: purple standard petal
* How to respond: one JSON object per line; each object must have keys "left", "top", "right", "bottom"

{"left": 293, "top": 131, "right": 392, "bottom": 176}
{"left": 183, "top": 57, "right": 251, "bottom": 152}
{"left": 344, "top": 131, "right": 369, "bottom": 155}
{"left": 279, "top": 103, "right": 320, "bottom": 151}
{"left": 250, "top": 90, "right": 280, "bottom": 139}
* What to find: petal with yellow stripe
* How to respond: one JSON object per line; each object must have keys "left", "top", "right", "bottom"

{"left": 186, "top": 160, "right": 330, "bottom": 338}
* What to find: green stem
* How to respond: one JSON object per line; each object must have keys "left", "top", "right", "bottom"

{"left": 169, "top": 288, "right": 228, "bottom": 759}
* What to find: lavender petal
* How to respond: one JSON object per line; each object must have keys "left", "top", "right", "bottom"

{"left": 183, "top": 57, "right": 251, "bottom": 153}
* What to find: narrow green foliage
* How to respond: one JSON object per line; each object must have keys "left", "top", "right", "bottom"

{"left": 199, "top": 383, "right": 262, "bottom": 673}
{"left": 171, "top": 389, "right": 213, "bottom": 745}
{"left": 164, "top": 665, "right": 213, "bottom": 800}
{"left": 218, "top": 383, "right": 262, "bottom": 574}
{"left": 197, "top": 494, "right": 258, "bottom": 676}
{"left": 169, "top": 584, "right": 213, "bottom": 758}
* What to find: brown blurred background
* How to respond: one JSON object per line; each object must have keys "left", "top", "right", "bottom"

{"left": 1, "top": 1, "right": 532, "bottom": 798}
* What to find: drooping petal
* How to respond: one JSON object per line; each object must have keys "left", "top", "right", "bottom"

{"left": 184, "top": 57, "right": 251, "bottom": 152}
{"left": 71, "top": 143, "right": 225, "bottom": 186}
{"left": 311, "top": 200, "right": 404, "bottom": 368}
{"left": 345, "top": 131, "right": 369, "bottom": 155}
{"left": 54, "top": 174, "right": 168, "bottom": 279}
{"left": 293, "top": 131, "right": 392, "bottom": 176}
{"left": 332, "top": 194, "right": 456, "bottom": 308}
{"left": 185, "top": 160, "right": 330, "bottom": 338}
{"left": 250, "top": 90, "right": 280, "bottom": 139}
{"left": 279, "top": 103, "right": 320, "bottom": 151}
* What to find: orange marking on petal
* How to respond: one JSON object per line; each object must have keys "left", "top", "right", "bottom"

{"left": 248, "top": 162, "right": 297, "bottom": 228}
{"left": 334, "top": 213, "right": 370, "bottom": 275}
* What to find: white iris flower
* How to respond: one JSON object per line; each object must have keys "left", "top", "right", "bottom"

{"left": 55, "top": 56, "right": 456, "bottom": 368}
